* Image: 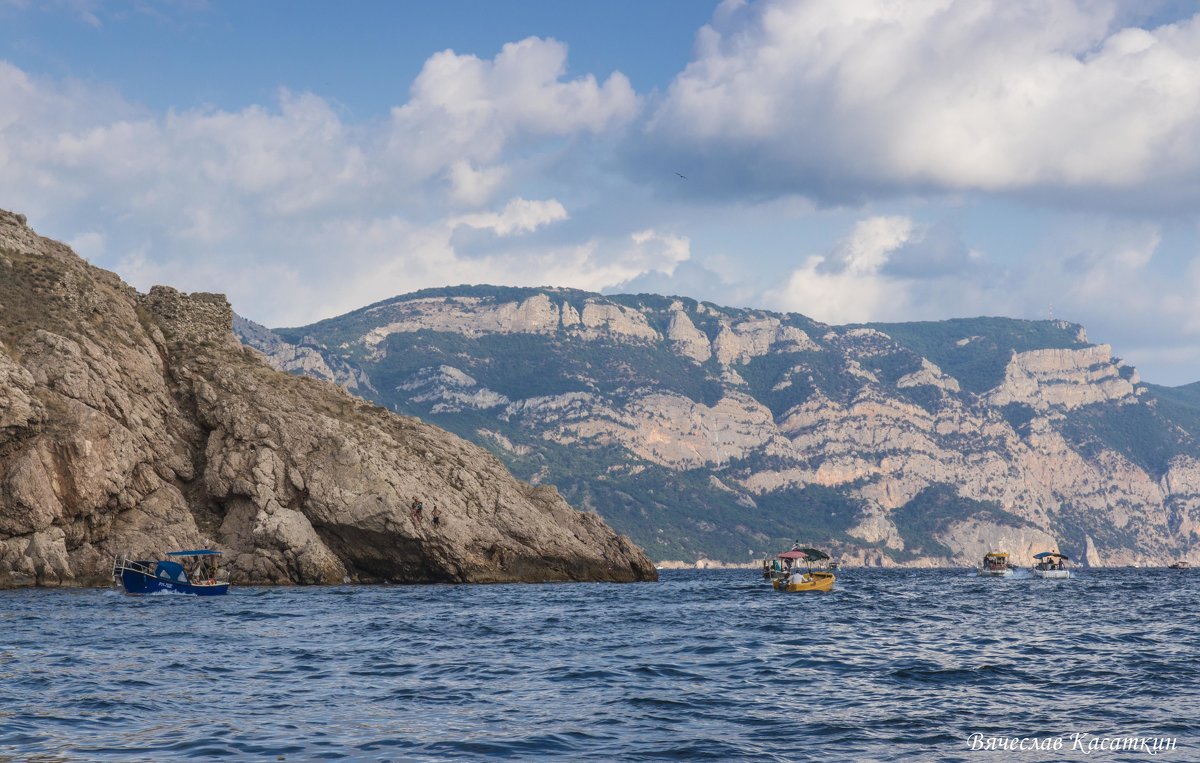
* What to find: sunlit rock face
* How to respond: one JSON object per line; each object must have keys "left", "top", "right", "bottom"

{"left": 0, "top": 210, "right": 656, "bottom": 588}
{"left": 238, "top": 285, "right": 1200, "bottom": 568}
{"left": 988, "top": 345, "right": 1138, "bottom": 411}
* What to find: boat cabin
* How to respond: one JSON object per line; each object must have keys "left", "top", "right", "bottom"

{"left": 770, "top": 547, "right": 835, "bottom": 592}
{"left": 1033, "top": 551, "right": 1069, "bottom": 571}
{"left": 981, "top": 551, "right": 1009, "bottom": 572}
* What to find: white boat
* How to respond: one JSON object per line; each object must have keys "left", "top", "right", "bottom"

{"left": 1031, "top": 551, "right": 1071, "bottom": 579}
{"left": 978, "top": 551, "right": 1012, "bottom": 577}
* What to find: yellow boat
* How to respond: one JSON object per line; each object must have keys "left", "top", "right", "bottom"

{"left": 769, "top": 547, "right": 835, "bottom": 592}
{"left": 979, "top": 551, "right": 1012, "bottom": 577}
{"left": 776, "top": 570, "right": 836, "bottom": 592}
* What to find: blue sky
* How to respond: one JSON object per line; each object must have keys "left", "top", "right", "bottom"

{"left": 4, "top": 1, "right": 1200, "bottom": 384}
{"left": 0, "top": 2, "right": 714, "bottom": 113}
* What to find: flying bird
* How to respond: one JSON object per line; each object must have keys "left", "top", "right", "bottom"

{"left": 674, "top": 172, "right": 687, "bottom": 180}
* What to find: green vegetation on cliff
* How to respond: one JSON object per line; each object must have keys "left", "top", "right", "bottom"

{"left": 238, "top": 286, "right": 1200, "bottom": 566}
{"left": 865, "top": 317, "right": 1088, "bottom": 393}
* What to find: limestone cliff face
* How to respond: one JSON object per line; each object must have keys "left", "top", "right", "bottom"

{"left": 988, "top": 345, "right": 1139, "bottom": 411}
{"left": 353, "top": 291, "right": 657, "bottom": 359}
{"left": 0, "top": 211, "right": 656, "bottom": 587}
{"left": 240, "top": 285, "right": 1200, "bottom": 568}
{"left": 233, "top": 315, "right": 375, "bottom": 395}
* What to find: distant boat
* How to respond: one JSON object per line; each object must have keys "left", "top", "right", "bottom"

{"left": 978, "top": 551, "right": 1013, "bottom": 577}
{"left": 770, "top": 547, "right": 835, "bottom": 592}
{"left": 112, "top": 550, "right": 229, "bottom": 595}
{"left": 1169, "top": 561, "right": 1190, "bottom": 570}
{"left": 1031, "top": 551, "right": 1071, "bottom": 579}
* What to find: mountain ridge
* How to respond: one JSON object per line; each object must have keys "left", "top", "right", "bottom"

{"left": 236, "top": 284, "right": 1200, "bottom": 567}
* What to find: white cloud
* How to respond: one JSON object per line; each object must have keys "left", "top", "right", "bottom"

{"left": 453, "top": 197, "right": 568, "bottom": 237}
{"left": 8, "top": 8, "right": 1200, "bottom": 385}
{"left": 388, "top": 36, "right": 639, "bottom": 198}
{"left": 282, "top": 218, "right": 692, "bottom": 323}
{"left": 767, "top": 216, "right": 915, "bottom": 323}
{"left": 446, "top": 161, "right": 508, "bottom": 207}
{"left": 397, "top": 37, "right": 638, "bottom": 142}
{"left": 761, "top": 214, "right": 1200, "bottom": 383}
{"left": 67, "top": 230, "right": 105, "bottom": 260}
{"left": 644, "top": 0, "right": 1200, "bottom": 205}
{"left": 491, "top": 231, "right": 690, "bottom": 294}
{"left": 627, "top": 229, "right": 691, "bottom": 274}
{"left": 0, "top": 37, "right": 637, "bottom": 232}
{"left": 0, "top": 41, "right": 654, "bottom": 326}
{"left": 823, "top": 215, "right": 914, "bottom": 276}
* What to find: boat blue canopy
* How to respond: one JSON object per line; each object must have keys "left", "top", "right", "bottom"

{"left": 154, "top": 560, "right": 189, "bottom": 583}
{"left": 1033, "top": 551, "right": 1069, "bottom": 560}
{"left": 166, "top": 550, "right": 223, "bottom": 557}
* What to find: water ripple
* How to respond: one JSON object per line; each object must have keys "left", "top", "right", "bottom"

{"left": 0, "top": 569, "right": 1197, "bottom": 760}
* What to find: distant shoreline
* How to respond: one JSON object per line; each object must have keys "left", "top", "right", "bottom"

{"left": 655, "top": 560, "right": 1192, "bottom": 570}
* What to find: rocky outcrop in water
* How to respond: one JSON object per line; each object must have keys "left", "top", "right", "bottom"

{"left": 0, "top": 210, "right": 656, "bottom": 587}
{"left": 242, "top": 286, "right": 1200, "bottom": 567}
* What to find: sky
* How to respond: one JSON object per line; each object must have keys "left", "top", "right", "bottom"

{"left": 4, "top": 1, "right": 1200, "bottom": 384}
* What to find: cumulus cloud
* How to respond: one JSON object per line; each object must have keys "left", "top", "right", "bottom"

{"left": 8, "top": 4, "right": 1200, "bottom": 384}
{"left": 389, "top": 36, "right": 639, "bottom": 198}
{"left": 283, "top": 220, "right": 692, "bottom": 324}
{"left": 758, "top": 211, "right": 1200, "bottom": 383}
{"left": 641, "top": 0, "right": 1200, "bottom": 207}
{"left": 767, "top": 216, "right": 915, "bottom": 323}
{"left": 0, "top": 39, "right": 650, "bottom": 326}
{"left": 452, "top": 197, "right": 569, "bottom": 237}
{"left": 446, "top": 161, "right": 508, "bottom": 207}
{"left": 626, "top": 229, "right": 691, "bottom": 274}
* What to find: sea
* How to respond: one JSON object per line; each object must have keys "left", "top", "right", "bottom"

{"left": 1, "top": 568, "right": 1196, "bottom": 762}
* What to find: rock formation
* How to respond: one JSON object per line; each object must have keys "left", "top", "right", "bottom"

{"left": 242, "top": 286, "right": 1200, "bottom": 568}
{"left": 0, "top": 210, "right": 656, "bottom": 587}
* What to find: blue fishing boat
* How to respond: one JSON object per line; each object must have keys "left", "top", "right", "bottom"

{"left": 112, "top": 550, "right": 229, "bottom": 595}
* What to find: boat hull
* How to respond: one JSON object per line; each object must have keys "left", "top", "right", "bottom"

{"left": 978, "top": 568, "right": 1013, "bottom": 577}
{"left": 1031, "top": 568, "right": 1070, "bottom": 579}
{"left": 775, "top": 572, "right": 835, "bottom": 592}
{"left": 119, "top": 568, "right": 229, "bottom": 596}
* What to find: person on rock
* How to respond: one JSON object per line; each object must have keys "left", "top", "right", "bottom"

{"left": 431, "top": 506, "right": 441, "bottom": 527}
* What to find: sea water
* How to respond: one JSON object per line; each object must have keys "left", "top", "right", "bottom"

{"left": 1, "top": 569, "right": 1197, "bottom": 761}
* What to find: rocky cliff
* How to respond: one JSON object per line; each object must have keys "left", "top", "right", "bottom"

{"left": 0, "top": 211, "right": 656, "bottom": 587}
{"left": 238, "top": 286, "right": 1200, "bottom": 567}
